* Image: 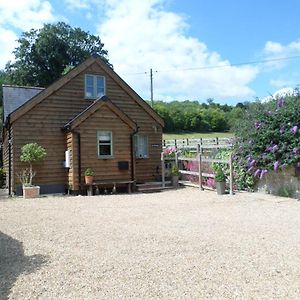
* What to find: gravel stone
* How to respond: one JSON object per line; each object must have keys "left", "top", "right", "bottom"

{"left": 1, "top": 188, "right": 300, "bottom": 299}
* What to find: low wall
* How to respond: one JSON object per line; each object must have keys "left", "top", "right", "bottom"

{"left": 256, "top": 167, "right": 300, "bottom": 199}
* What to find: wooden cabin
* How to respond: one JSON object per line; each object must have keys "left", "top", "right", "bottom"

{"left": 2, "top": 55, "right": 164, "bottom": 195}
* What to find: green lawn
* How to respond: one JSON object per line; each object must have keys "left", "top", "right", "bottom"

{"left": 163, "top": 132, "right": 234, "bottom": 140}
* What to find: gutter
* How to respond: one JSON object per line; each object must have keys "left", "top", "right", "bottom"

{"left": 74, "top": 131, "right": 81, "bottom": 195}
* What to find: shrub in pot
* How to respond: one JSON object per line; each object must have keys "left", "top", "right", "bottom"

{"left": 18, "top": 143, "right": 47, "bottom": 198}
{"left": 171, "top": 165, "right": 179, "bottom": 187}
{"left": 84, "top": 168, "right": 94, "bottom": 185}
{"left": 215, "top": 169, "right": 226, "bottom": 195}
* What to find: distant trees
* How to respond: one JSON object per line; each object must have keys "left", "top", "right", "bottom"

{"left": 5, "top": 22, "right": 111, "bottom": 87}
{"left": 153, "top": 100, "right": 248, "bottom": 133}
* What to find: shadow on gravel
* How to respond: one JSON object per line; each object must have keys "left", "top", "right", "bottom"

{"left": 0, "top": 231, "right": 48, "bottom": 300}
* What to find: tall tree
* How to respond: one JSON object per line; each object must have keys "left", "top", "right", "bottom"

{"left": 5, "top": 22, "right": 111, "bottom": 87}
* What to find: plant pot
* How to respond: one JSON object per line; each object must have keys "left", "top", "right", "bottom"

{"left": 172, "top": 175, "right": 179, "bottom": 187}
{"left": 216, "top": 181, "right": 226, "bottom": 195}
{"left": 85, "top": 175, "right": 94, "bottom": 185}
{"left": 23, "top": 186, "right": 40, "bottom": 199}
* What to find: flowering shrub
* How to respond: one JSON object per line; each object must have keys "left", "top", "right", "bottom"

{"left": 163, "top": 146, "right": 177, "bottom": 158}
{"left": 233, "top": 92, "right": 300, "bottom": 190}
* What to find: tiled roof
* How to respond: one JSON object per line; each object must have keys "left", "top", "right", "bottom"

{"left": 2, "top": 85, "right": 44, "bottom": 121}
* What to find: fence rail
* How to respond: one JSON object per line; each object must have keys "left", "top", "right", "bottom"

{"left": 163, "top": 137, "right": 233, "bottom": 148}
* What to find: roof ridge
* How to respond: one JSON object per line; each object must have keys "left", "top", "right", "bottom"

{"left": 2, "top": 84, "right": 45, "bottom": 90}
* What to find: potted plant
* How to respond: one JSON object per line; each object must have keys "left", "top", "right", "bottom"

{"left": 215, "top": 169, "right": 226, "bottom": 195}
{"left": 84, "top": 168, "right": 94, "bottom": 185}
{"left": 19, "top": 143, "right": 47, "bottom": 199}
{"left": 171, "top": 165, "right": 179, "bottom": 187}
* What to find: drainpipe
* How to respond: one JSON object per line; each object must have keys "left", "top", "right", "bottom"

{"left": 7, "top": 115, "right": 12, "bottom": 196}
{"left": 130, "top": 125, "right": 139, "bottom": 183}
{"left": 72, "top": 131, "right": 81, "bottom": 195}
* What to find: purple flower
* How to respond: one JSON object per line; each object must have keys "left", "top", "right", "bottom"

{"left": 280, "top": 127, "right": 285, "bottom": 134}
{"left": 277, "top": 98, "right": 285, "bottom": 108}
{"left": 254, "top": 169, "right": 261, "bottom": 177}
{"left": 247, "top": 166, "right": 254, "bottom": 173}
{"left": 255, "top": 121, "right": 262, "bottom": 129}
{"left": 274, "top": 161, "right": 279, "bottom": 172}
{"left": 249, "top": 159, "right": 256, "bottom": 167}
{"left": 297, "top": 162, "right": 300, "bottom": 168}
{"left": 291, "top": 125, "right": 298, "bottom": 134}
{"left": 271, "top": 144, "right": 279, "bottom": 153}
{"left": 260, "top": 169, "right": 268, "bottom": 180}
{"left": 247, "top": 156, "right": 252, "bottom": 163}
{"left": 293, "top": 148, "right": 299, "bottom": 155}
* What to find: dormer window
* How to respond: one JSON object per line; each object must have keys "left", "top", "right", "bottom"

{"left": 85, "top": 74, "right": 105, "bottom": 99}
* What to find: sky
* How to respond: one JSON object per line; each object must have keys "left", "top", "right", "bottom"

{"left": 1, "top": 0, "right": 300, "bottom": 105}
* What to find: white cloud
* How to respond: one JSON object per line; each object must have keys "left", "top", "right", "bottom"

{"left": 0, "top": 0, "right": 56, "bottom": 31}
{"left": 64, "top": 0, "right": 91, "bottom": 10}
{"left": 0, "top": 28, "right": 18, "bottom": 68}
{"left": 0, "top": 0, "right": 57, "bottom": 69}
{"left": 97, "top": 0, "right": 258, "bottom": 101}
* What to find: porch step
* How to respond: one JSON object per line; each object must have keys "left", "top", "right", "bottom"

{"left": 136, "top": 181, "right": 173, "bottom": 193}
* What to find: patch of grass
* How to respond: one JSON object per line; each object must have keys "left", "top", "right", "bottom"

{"left": 163, "top": 132, "right": 234, "bottom": 140}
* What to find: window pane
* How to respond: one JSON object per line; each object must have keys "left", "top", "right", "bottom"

{"left": 99, "top": 145, "right": 111, "bottom": 156}
{"left": 86, "top": 75, "right": 94, "bottom": 98}
{"left": 98, "top": 132, "right": 111, "bottom": 142}
{"left": 96, "top": 76, "right": 105, "bottom": 98}
{"left": 135, "top": 134, "right": 148, "bottom": 158}
{"left": 86, "top": 86, "right": 94, "bottom": 98}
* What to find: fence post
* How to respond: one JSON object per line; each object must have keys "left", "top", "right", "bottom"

{"left": 163, "top": 139, "right": 166, "bottom": 147}
{"left": 197, "top": 144, "right": 203, "bottom": 190}
{"left": 187, "top": 138, "right": 189, "bottom": 146}
{"left": 229, "top": 153, "right": 233, "bottom": 195}
{"left": 161, "top": 152, "right": 165, "bottom": 188}
{"left": 174, "top": 139, "right": 177, "bottom": 148}
{"left": 216, "top": 137, "right": 219, "bottom": 145}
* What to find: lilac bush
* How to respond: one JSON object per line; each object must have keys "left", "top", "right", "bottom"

{"left": 234, "top": 92, "right": 300, "bottom": 189}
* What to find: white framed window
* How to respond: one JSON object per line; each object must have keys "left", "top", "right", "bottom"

{"left": 97, "top": 131, "right": 113, "bottom": 158}
{"left": 85, "top": 74, "right": 105, "bottom": 99}
{"left": 134, "top": 134, "right": 148, "bottom": 158}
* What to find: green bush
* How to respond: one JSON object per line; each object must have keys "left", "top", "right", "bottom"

{"left": 233, "top": 92, "right": 300, "bottom": 190}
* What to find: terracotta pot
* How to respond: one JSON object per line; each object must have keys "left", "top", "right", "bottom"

{"left": 23, "top": 186, "right": 40, "bottom": 199}
{"left": 85, "top": 176, "right": 94, "bottom": 185}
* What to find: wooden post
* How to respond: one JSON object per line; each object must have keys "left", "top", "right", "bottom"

{"left": 216, "top": 137, "right": 219, "bottom": 145}
{"left": 198, "top": 144, "right": 203, "bottom": 190}
{"left": 229, "top": 153, "right": 233, "bottom": 195}
{"left": 187, "top": 138, "right": 189, "bottom": 146}
{"left": 174, "top": 139, "right": 177, "bottom": 147}
{"left": 161, "top": 152, "right": 165, "bottom": 188}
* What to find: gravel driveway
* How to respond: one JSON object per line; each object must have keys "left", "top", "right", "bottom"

{"left": 1, "top": 188, "right": 300, "bottom": 299}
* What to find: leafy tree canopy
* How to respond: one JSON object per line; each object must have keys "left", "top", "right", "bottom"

{"left": 5, "top": 22, "right": 111, "bottom": 87}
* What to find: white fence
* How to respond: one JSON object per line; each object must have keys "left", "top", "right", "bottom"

{"left": 163, "top": 137, "right": 233, "bottom": 148}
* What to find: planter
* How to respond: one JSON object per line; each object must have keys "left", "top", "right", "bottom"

{"left": 23, "top": 186, "right": 40, "bottom": 199}
{"left": 216, "top": 181, "right": 226, "bottom": 195}
{"left": 85, "top": 175, "right": 94, "bottom": 185}
{"left": 171, "top": 175, "right": 179, "bottom": 187}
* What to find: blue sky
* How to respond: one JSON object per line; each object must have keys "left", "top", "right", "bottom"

{"left": 1, "top": 0, "right": 300, "bottom": 105}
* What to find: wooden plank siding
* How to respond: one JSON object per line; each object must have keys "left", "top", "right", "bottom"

{"left": 9, "top": 60, "right": 162, "bottom": 193}
{"left": 71, "top": 106, "right": 133, "bottom": 190}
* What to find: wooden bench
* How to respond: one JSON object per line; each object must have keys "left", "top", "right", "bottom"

{"left": 84, "top": 180, "right": 135, "bottom": 196}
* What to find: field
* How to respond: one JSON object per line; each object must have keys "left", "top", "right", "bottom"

{"left": 1, "top": 188, "right": 300, "bottom": 299}
{"left": 163, "top": 131, "right": 234, "bottom": 140}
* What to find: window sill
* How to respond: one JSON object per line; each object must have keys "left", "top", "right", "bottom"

{"left": 98, "top": 156, "right": 114, "bottom": 160}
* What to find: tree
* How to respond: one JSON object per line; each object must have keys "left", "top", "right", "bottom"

{"left": 20, "top": 143, "right": 47, "bottom": 186}
{"left": 5, "top": 22, "right": 111, "bottom": 87}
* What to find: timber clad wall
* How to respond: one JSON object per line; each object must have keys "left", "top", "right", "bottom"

{"left": 71, "top": 106, "right": 133, "bottom": 190}
{"left": 7, "top": 59, "right": 162, "bottom": 193}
